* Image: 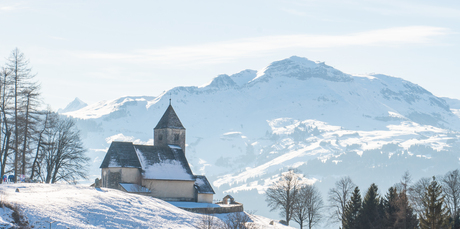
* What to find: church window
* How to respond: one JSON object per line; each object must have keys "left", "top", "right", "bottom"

{"left": 174, "top": 134, "right": 179, "bottom": 141}
{"left": 158, "top": 135, "right": 163, "bottom": 141}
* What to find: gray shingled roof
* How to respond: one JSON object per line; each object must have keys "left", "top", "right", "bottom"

{"left": 194, "top": 175, "right": 215, "bottom": 194}
{"left": 119, "top": 183, "right": 151, "bottom": 193}
{"left": 100, "top": 142, "right": 142, "bottom": 168}
{"left": 154, "top": 105, "right": 185, "bottom": 129}
{"left": 100, "top": 142, "right": 195, "bottom": 181}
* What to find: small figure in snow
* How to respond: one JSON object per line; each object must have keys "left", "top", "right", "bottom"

{"left": 8, "top": 175, "right": 14, "bottom": 183}
{"left": 95, "top": 178, "right": 100, "bottom": 188}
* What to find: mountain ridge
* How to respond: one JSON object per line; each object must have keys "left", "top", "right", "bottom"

{"left": 62, "top": 56, "right": 460, "bottom": 225}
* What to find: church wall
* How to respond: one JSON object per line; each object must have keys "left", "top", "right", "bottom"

{"left": 154, "top": 128, "right": 186, "bottom": 153}
{"left": 197, "top": 194, "right": 213, "bottom": 203}
{"left": 101, "top": 168, "right": 141, "bottom": 189}
{"left": 143, "top": 179, "right": 195, "bottom": 200}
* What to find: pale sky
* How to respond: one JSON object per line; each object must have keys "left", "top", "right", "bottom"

{"left": 0, "top": 0, "right": 459, "bottom": 110}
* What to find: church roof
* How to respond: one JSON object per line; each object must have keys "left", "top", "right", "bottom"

{"left": 194, "top": 175, "right": 215, "bottom": 194}
{"left": 154, "top": 105, "right": 185, "bottom": 130}
{"left": 100, "top": 142, "right": 194, "bottom": 181}
{"left": 100, "top": 141, "right": 142, "bottom": 168}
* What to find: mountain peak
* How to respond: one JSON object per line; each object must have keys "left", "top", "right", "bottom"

{"left": 58, "top": 97, "right": 88, "bottom": 113}
{"left": 253, "top": 56, "right": 352, "bottom": 83}
{"left": 201, "top": 74, "right": 237, "bottom": 89}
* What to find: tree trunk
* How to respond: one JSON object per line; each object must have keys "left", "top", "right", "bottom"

{"left": 0, "top": 131, "right": 10, "bottom": 183}
{"left": 21, "top": 93, "right": 30, "bottom": 176}
{"left": 30, "top": 112, "right": 48, "bottom": 180}
{"left": 30, "top": 131, "right": 42, "bottom": 180}
{"left": 0, "top": 70, "right": 8, "bottom": 184}
{"left": 13, "top": 50, "right": 19, "bottom": 183}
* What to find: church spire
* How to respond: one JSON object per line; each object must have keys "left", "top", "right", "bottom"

{"left": 154, "top": 104, "right": 185, "bottom": 130}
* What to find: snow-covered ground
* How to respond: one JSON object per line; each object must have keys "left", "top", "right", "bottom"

{"left": 0, "top": 183, "right": 292, "bottom": 228}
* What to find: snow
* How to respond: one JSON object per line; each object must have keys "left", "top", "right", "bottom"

{"left": 0, "top": 184, "right": 293, "bottom": 229}
{"left": 143, "top": 160, "right": 194, "bottom": 181}
{"left": 0, "top": 184, "right": 199, "bottom": 228}
{"left": 58, "top": 97, "right": 88, "bottom": 113}
{"left": 0, "top": 206, "right": 14, "bottom": 227}
{"left": 107, "top": 158, "right": 120, "bottom": 167}
{"left": 168, "top": 202, "right": 220, "bottom": 209}
{"left": 60, "top": 56, "right": 460, "bottom": 227}
{"left": 168, "top": 144, "right": 182, "bottom": 149}
{"left": 64, "top": 96, "right": 153, "bottom": 120}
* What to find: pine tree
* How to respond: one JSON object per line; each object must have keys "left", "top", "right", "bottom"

{"left": 384, "top": 187, "right": 398, "bottom": 228}
{"left": 342, "top": 186, "right": 362, "bottom": 229}
{"left": 383, "top": 186, "right": 419, "bottom": 229}
{"left": 419, "top": 177, "right": 450, "bottom": 229}
{"left": 359, "top": 183, "right": 383, "bottom": 229}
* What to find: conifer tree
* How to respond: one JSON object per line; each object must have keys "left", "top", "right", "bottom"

{"left": 384, "top": 187, "right": 398, "bottom": 228}
{"left": 383, "top": 186, "right": 419, "bottom": 229}
{"left": 419, "top": 177, "right": 449, "bottom": 229}
{"left": 359, "top": 183, "right": 383, "bottom": 229}
{"left": 342, "top": 186, "right": 362, "bottom": 229}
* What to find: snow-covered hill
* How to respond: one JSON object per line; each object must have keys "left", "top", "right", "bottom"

{"left": 62, "top": 56, "right": 460, "bottom": 224}
{"left": 0, "top": 183, "right": 291, "bottom": 228}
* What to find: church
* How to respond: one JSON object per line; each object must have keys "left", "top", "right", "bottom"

{"left": 99, "top": 104, "right": 215, "bottom": 203}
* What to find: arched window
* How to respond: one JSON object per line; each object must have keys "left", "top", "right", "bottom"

{"left": 158, "top": 135, "right": 163, "bottom": 141}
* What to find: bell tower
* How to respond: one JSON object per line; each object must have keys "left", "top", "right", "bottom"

{"left": 154, "top": 104, "right": 186, "bottom": 153}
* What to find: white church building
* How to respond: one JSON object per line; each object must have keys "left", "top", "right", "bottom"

{"left": 100, "top": 104, "right": 215, "bottom": 203}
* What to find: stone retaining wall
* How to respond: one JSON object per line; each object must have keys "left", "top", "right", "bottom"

{"left": 179, "top": 203, "right": 244, "bottom": 214}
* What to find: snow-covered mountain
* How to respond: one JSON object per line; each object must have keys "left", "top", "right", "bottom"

{"left": 58, "top": 97, "right": 88, "bottom": 113}
{"left": 63, "top": 56, "right": 460, "bottom": 224}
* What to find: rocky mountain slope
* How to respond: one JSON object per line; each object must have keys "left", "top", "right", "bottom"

{"left": 63, "top": 56, "right": 460, "bottom": 222}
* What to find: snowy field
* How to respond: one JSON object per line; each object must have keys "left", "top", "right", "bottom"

{"left": 0, "top": 183, "right": 292, "bottom": 228}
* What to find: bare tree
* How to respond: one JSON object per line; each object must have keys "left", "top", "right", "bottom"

{"left": 442, "top": 169, "right": 460, "bottom": 219}
{"left": 408, "top": 177, "right": 431, "bottom": 215}
{"left": 5, "top": 48, "right": 36, "bottom": 183}
{"left": 293, "top": 184, "right": 324, "bottom": 229}
{"left": 397, "top": 171, "right": 412, "bottom": 192}
{"left": 223, "top": 212, "right": 258, "bottom": 229}
{"left": 38, "top": 113, "right": 89, "bottom": 184}
{"left": 196, "top": 212, "right": 223, "bottom": 229}
{"left": 393, "top": 171, "right": 418, "bottom": 229}
{"left": 29, "top": 110, "right": 50, "bottom": 181}
{"left": 19, "top": 84, "right": 40, "bottom": 177}
{"left": 265, "top": 169, "right": 302, "bottom": 226}
{"left": 327, "top": 176, "right": 355, "bottom": 226}
{"left": 0, "top": 67, "right": 12, "bottom": 183}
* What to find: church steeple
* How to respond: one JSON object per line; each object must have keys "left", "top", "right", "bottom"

{"left": 154, "top": 105, "right": 185, "bottom": 130}
{"left": 154, "top": 104, "right": 186, "bottom": 153}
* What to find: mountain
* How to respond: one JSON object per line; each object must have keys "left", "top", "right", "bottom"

{"left": 0, "top": 183, "right": 290, "bottom": 228}
{"left": 58, "top": 97, "right": 88, "bottom": 113}
{"left": 63, "top": 56, "right": 460, "bottom": 226}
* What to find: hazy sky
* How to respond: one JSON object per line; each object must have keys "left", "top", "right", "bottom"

{"left": 0, "top": 0, "right": 459, "bottom": 110}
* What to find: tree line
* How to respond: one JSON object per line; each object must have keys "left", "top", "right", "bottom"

{"left": 266, "top": 169, "right": 460, "bottom": 229}
{"left": 0, "top": 48, "right": 88, "bottom": 184}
